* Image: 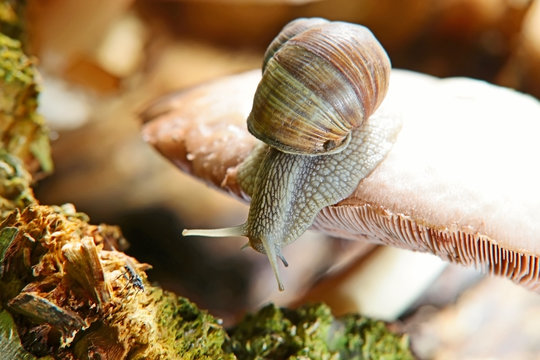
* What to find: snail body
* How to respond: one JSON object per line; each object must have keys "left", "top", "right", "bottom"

{"left": 183, "top": 18, "right": 400, "bottom": 290}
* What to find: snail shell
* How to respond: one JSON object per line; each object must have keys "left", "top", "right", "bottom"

{"left": 247, "top": 18, "right": 391, "bottom": 155}
{"left": 183, "top": 18, "right": 400, "bottom": 291}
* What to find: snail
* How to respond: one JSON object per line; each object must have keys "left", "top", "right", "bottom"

{"left": 183, "top": 18, "right": 402, "bottom": 291}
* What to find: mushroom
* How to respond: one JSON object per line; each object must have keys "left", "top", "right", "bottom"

{"left": 141, "top": 69, "right": 540, "bottom": 292}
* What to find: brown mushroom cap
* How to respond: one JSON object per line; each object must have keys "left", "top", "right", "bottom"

{"left": 141, "top": 69, "right": 540, "bottom": 292}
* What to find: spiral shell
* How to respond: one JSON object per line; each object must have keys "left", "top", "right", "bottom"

{"left": 247, "top": 18, "right": 391, "bottom": 155}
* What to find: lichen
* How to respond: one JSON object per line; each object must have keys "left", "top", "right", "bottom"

{"left": 226, "top": 303, "right": 414, "bottom": 360}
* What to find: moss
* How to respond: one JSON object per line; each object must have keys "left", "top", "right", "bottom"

{"left": 0, "top": 32, "right": 53, "bottom": 178}
{"left": 226, "top": 303, "right": 336, "bottom": 360}
{"left": 0, "top": 151, "right": 36, "bottom": 219}
{"left": 0, "top": 205, "right": 236, "bottom": 359}
{"left": 226, "top": 303, "right": 414, "bottom": 360}
{"left": 328, "top": 314, "right": 414, "bottom": 360}
{"left": 149, "top": 290, "right": 235, "bottom": 360}
{"left": 0, "top": 203, "right": 415, "bottom": 360}
{"left": 0, "top": 0, "right": 25, "bottom": 41}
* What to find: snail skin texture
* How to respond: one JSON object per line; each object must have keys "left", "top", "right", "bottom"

{"left": 182, "top": 18, "right": 401, "bottom": 291}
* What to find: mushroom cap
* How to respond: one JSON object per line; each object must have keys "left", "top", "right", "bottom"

{"left": 141, "top": 69, "right": 540, "bottom": 292}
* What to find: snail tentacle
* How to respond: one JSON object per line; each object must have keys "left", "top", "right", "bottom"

{"left": 182, "top": 224, "right": 245, "bottom": 238}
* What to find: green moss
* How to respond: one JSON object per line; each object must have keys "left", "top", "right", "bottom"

{"left": 152, "top": 290, "right": 236, "bottom": 360}
{"left": 0, "top": 34, "right": 34, "bottom": 108}
{"left": 226, "top": 303, "right": 334, "bottom": 360}
{"left": 0, "top": 33, "right": 53, "bottom": 177}
{"left": 0, "top": 0, "right": 25, "bottom": 41}
{"left": 226, "top": 303, "right": 414, "bottom": 360}
{"left": 328, "top": 314, "right": 414, "bottom": 360}
{"left": 0, "top": 151, "right": 36, "bottom": 219}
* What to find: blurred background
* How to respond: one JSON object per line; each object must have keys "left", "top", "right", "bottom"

{"left": 10, "top": 0, "right": 540, "bottom": 358}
